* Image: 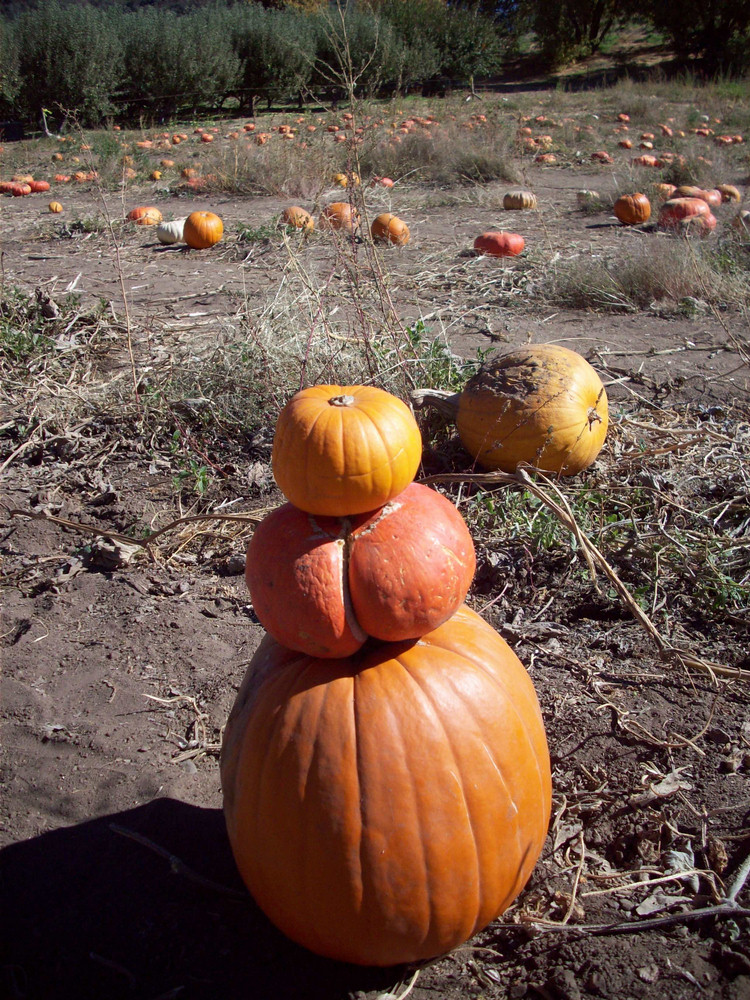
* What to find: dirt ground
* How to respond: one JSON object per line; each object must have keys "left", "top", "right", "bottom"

{"left": 1, "top": 122, "right": 750, "bottom": 1000}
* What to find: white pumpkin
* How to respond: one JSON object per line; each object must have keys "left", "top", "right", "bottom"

{"left": 576, "top": 190, "right": 601, "bottom": 206}
{"left": 156, "top": 218, "right": 186, "bottom": 245}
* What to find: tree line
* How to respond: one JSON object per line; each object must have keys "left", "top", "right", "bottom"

{"left": 0, "top": 0, "right": 747, "bottom": 128}
{"left": 0, "top": 0, "right": 507, "bottom": 126}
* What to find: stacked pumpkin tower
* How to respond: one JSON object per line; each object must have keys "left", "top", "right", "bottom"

{"left": 220, "top": 384, "right": 552, "bottom": 967}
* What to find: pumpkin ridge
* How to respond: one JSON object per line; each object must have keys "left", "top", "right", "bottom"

{"left": 227, "top": 649, "right": 308, "bottom": 856}
{"left": 357, "top": 401, "right": 404, "bottom": 493}
{"left": 392, "top": 654, "right": 483, "bottom": 929}
{"left": 395, "top": 638, "right": 545, "bottom": 936}
{"left": 300, "top": 678, "right": 361, "bottom": 944}
{"left": 354, "top": 662, "right": 431, "bottom": 943}
{"left": 421, "top": 615, "right": 551, "bottom": 816}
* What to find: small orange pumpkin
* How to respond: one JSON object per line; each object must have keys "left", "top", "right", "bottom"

{"left": 370, "top": 213, "right": 410, "bottom": 245}
{"left": 271, "top": 384, "right": 422, "bottom": 517}
{"left": 613, "top": 192, "right": 651, "bottom": 226}
{"left": 280, "top": 206, "right": 314, "bottom": 231}
{"left": 653, "top": 183, "right": 677, "bottom": 202}
{"left": 126, "top": 205, "right": 163, "bottom": 225}
{"left": 48, "top": 201, "right": 63, "bottom": 213}
{"left": 474, "top": 231, "right": 525, "bottom": 257}
{"left": 319, "top": 201, "right": 360, "bottom": 233}
{"left": 183, "top": 210, "right": 223, "bottom": 249}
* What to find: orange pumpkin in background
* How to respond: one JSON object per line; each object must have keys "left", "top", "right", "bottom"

{"left": 717, "top": 184, "right": 741, "bottom": 203}
{"left": 370, "top": 213, "right": 410, "bottom": 245}
{"left": 319, "top": 201, "right": 360, "bottom": 233}
{"left": 657, "top": 197, "right": 711, "bottom": 230}
{"left": 126, "top": 205, "right": 162, "bottom": 225}
{"left": 280, "top": 206, "right": 314, "bottom": 231}
{"left": 613, "top": 192, "right": 651, "bottom": 225}
{"left": 474, "top": 231, "right": 525, "bottom": 257}
{"left": 183, "top": 210, "right": 223, "bottom": 248}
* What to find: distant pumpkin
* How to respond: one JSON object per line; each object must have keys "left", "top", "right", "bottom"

{"left": 613, "top": 192, "right": 651, "bottom": 226}
{"left": 183, "top": 210, "right": 223, "bottom": 249}
{"left": 503, "top": 189, "right": 537, "bottom": 210}
{"left": 319, "top": 202, "right": 360, "bottom": 233}
{"left": 474, "top": 231, "right": 524, "bottom": 258}
{"left": 127, "top": 206, "right": 163, "bottom": 226}
{"left": 370, "top": 213, "right": 410, "bottom": 246}
{"left": 280, "top": 206, "right": 314, "bottom": 231}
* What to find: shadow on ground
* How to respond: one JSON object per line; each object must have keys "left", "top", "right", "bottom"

{"left": 0, "top": 798, "right": 398, "bottom": 1000}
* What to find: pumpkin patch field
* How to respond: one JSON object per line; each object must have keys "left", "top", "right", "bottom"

{"left": 2, "top": 80, "right": 750, "bottom": 1000}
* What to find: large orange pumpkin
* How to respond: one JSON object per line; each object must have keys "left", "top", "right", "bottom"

{"left": 183, "top": 210, "right": 223, "bottom": 249}
{"left": 246, "top": 482, "right": 476, "bottom": 657}
{"left": 271, "top": 384, "right": 422, "bottom": 516}
{"left": 412, "top": 344, "right": 608, "bottom": 476}
{"left": 474, "top": 231, "right": 525, "bottom": 257}
{"left": 221, "top": 604, "right": 552, "bottom": 966}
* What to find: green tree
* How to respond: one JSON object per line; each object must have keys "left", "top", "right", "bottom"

{"left": 514, "top": 0, "right": 631, "bottom": 66}
{"left": 310, "top": 3, "right": 401, "bottom": 99}
{"left": 14, "top": 1, "right": 124, "bottom": 126}
{"left": 647, "top": 0, "right": 750, "bottom": 74}
{"left": 376, "top": 0, "right": 443, "bottom": 93}
{"left": 0, "top": 17, "right": 21, "bottom": 119}
{"left": 227, "top": 4, "right": 314, "bottom": 112}
{"left": 121, "top": 5, "right": 240, "bottom": 121}
{"left": 436, "top": 3, "right": 506, "bottom": 91}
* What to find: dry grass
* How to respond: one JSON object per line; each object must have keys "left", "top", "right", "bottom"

{"left": 539, "top": 237, "right": 750, "bottom": 312}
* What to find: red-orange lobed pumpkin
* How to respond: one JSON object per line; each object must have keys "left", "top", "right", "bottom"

{"left": 245, "top": 482, "right": 476, "bottom": 658}
{"left": 658, "top": 197, "right": 711, "bottom": 230}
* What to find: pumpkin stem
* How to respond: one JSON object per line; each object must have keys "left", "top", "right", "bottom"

{"left": 328, "top": 394, "right": 356, "bottom": 407}
{"left": 410, "top": 388, "right": 461, "bottom": 421}
{"left": 587, "top": 406, "right": 603, "bottom": 427}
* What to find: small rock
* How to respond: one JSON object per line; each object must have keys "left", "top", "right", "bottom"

{"left": 549, "top": 967, "right": 581, "bottom": 1000}
{"left": 637, "top": 964, "right": 660, "bottom": 983}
